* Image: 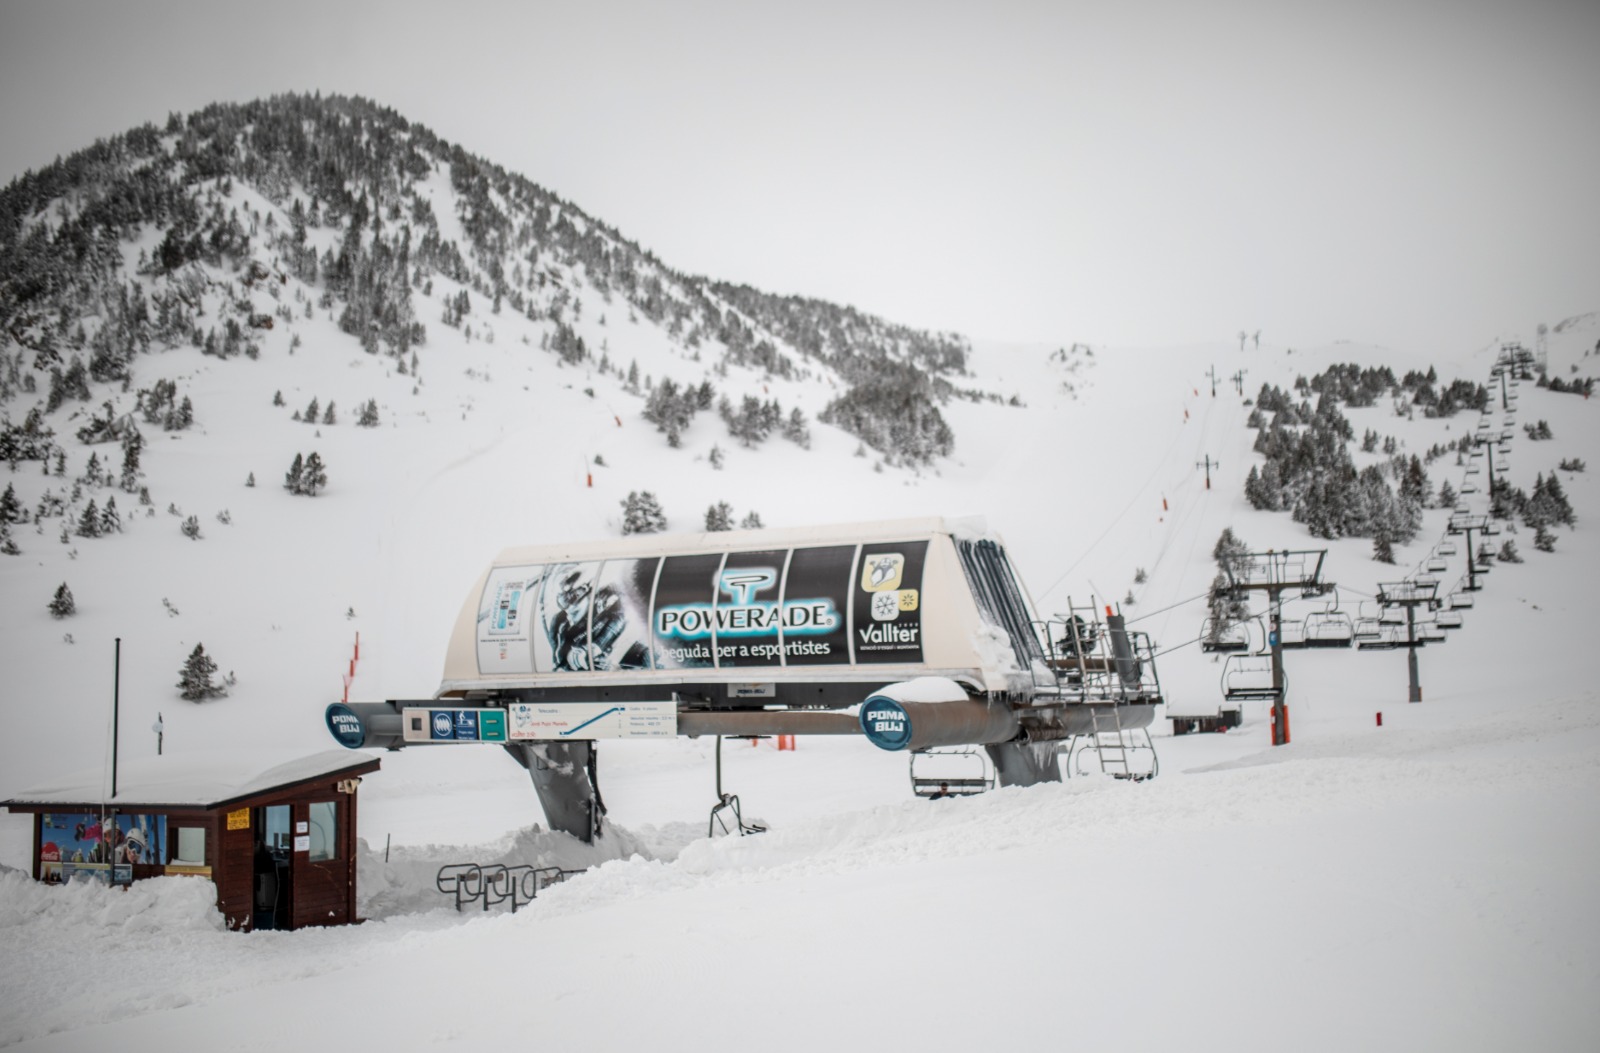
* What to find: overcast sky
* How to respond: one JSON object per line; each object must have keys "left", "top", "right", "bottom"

{"left": 1, "top": 0, "right": 1596, "bottom": 353}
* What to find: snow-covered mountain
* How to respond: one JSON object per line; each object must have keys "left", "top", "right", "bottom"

{"left": 2, "top": 95, "right": 1597, "bottom": 1051}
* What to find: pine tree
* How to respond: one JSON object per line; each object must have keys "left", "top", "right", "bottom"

{"left": 704, "top": 501, "right": 734, "bottom": 532}
{"left": 357, "top": 398, "right": 380, "bottom": 427}
{"left": 181, "top": 514, "right": 202, "bottom": 540}
{"left": 739, "top": 511, "right": 764, "bottom": 530}
{"left": 620, "top": 491, "right": 667, "bottom": 535}
{"left": 783, "top": 407, "right": 811, "bottom": 448}
{"left": 119, "top": 431, "right": 143, "bottom": 491}
{"left": 1212, "top": 528, "right": 1250, "bottom": 579}
{"left": 273, "top": 390, "right": 285, "bottom": 407}
{"left": 304, "top": 397, "right": 319, "bottom": 424}
{"left": 177, "top": 643, "right": 226, "bottom": 701}
{"left": 1497, "top": 540, "right": 1522, "bottom": 563}
{"left": 284, "top": 453, "right": 304, "bottom": 493}
{"left": 1438, "top": 480, "right": 1457, "bottom": 509}
{"left": 322, "top": 401, "right": 337, "bottom": 425}
{"left": 49, "top": 582, "right": 75, "bottom": 618}
{"left": 300, "top": 452, "right": 328, "bottom": 496}
{"left": 0, "top": 483, "right": 20, "bottom": 523}
{"left": 709, "top": 444, "right": 725, "bottom": 470}
{"left": 1534, "top": 524, "right": 1556, "bottom": 552}
{"left": 246, "top": 472, "right": 256, "bottom": 488}
{"left": 76, "top": 499, "right": 102, "bottom": 538}
{"left": 100, "top": 497, "right": 120, "bottom": 534}
{"left": 0, "top": 521, "right": 19, "bottom": 555}
{"left": 1373, "top": 534, "right": 1395, "bottom": 564}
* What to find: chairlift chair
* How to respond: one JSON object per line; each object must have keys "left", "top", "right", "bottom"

{"left": 1277, "top": 618, "right": 1308, "bottom": 650}
{"left": 1379, "top": 607, "right": 1406, "bottom": 626}
{"left": 1418, "top": 622, "right": 1446, "bottom": 643}
{"left": 1220, "top": 654, "right": 1281, "bottom": 701}
{"left": 1303, "top": 609, "right": 1354, "bottom": 648}
{"left": 1353, "top": 616, "right": 1383, "bottom": 642}
{"left": 910, "top": 746, "right": 996, "bottom": 798}
{"left": 1494, "top": 461, "right": 1509, "bottom": 473}
{"left": 1438, "top": 541, "right": 1457, "bottom": 556}
{"left": 1436, "top": 610, "right": 1463, "bottom": 629}
{"left": 1199, "top": 616, "right": 1250, "bottom": 653}
{"left": 1464, "top": 464, "right": 1481, "bottom": 476}
{"left": 1357, "top": 626, "right": 1403, "bottom": 650}
{"left": 1460, "top": 481, "right": 1479, "bottom": 494}
{"left": 1426, "top": 556, "right": 1448, "bottom": 573}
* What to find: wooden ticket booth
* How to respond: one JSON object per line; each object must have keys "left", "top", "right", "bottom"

{"left": 2, "top": 750, "right": 380, "bottom": 932}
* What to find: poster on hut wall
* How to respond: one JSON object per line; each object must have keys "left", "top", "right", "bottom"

{"left": 39, "top": 813, "right": 166, "bottom": 883}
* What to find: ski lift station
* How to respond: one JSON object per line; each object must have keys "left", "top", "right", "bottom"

{"left": 329, "top": 518, "right": 1167, "bottom": 841}
{"left": 2, "top": 751, "right": 380, "bottom": 931}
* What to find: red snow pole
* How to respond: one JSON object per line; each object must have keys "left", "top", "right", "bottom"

{"left": 1376, "top": 712, "right": 1383, "bottom": 727}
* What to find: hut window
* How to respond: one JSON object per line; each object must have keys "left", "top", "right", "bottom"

{"left": 307, "top": 801, "right": 337, "bottom": 862}
{"left": 173, "top": 827, "right": 206, "bottom": 866}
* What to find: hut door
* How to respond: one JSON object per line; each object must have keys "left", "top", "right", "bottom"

{"left": 252, "top": 805, "right": 291, "bottom": 931}
{"left": 297, "top": 799, "right": 350, "bottom": 927}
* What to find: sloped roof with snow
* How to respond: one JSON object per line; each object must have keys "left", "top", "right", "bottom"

{"left": 1, "top": 750, "right": 380, "bottom": 810}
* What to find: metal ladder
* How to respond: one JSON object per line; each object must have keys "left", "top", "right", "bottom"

{"left": 1087, "top": 705, "right": 1132, "bottom": 778}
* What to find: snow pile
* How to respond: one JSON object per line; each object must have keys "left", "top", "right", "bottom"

{"left": 0, "top": 871, "right": 224, "bottom": 935}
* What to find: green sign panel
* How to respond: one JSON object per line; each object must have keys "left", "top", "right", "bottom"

{"left": 478, "top": 710, "right": 507, "bottom": 743}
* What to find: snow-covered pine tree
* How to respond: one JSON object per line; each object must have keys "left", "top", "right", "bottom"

{"left": 119, "top": 431, "right": 143, "bottom": 492}
{"left": 100, "top": 497, "right": 120, "bottom": 534}
{"left": 49, "top": 582, "right": 75, "bottom": 618}
{"left": 1212, "top": 528, "right": 1250, "bottom": 579}
{"left": 704, "top": 501, "right": 734, "bottom": 532}
{"left": 181, "top": 514, "right": 201, "bottom": 540}
{"left": 300, "top": 453, "right": 328, "bottom": 496}
{"left": 76, "top": 499, "right": 102, "bottom": 538}
{"left": 1534, "top": 524, "right": 1556, "bottom": 552}
{"left": 357, "top": 398, "right": 380, "bottom": 427}
{"left": 1373, "top": 533, "right": 1396, "bottom": 564}
{"left": 246, "top": 472, "right": 256, "bottom": 488}
{"left": 322, "top": 401, "right": 337, "bottom": 425}
{"left": 1498, "top": 540, "right": 1522, "bottom": 563}
{"left": 1438, "top": 480, "right": 1457, "bottom": 509}
{"left": 783, "top": 407, "right": 811, "bottom": 448}
{"left": 284, "top": 453, "right": 304, "bottom": 494}
{"left": 0, "top": 521, "right": 19, "bottom": 555}
{"left": 709, "top": 444, "right": 725, "bottom": 470}
{"left": 739, "top": 511, "right": 764, "bottom": 529}
{"left": 177, "top": 643, "right": 226, "bottom": 701}
{"left": 304, "top": 397, "right": 320, "bottom": 424}
{"left": 0, "top": 483, "right": 20, "bottom": 523}
{"left": 620, "top": 491, "right": 667, "bottom": 535}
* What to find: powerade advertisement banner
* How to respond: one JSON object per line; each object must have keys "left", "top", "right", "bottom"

{"left": 39, "top": 813, "right": 166, "bottom": 882}
{"left": 474, "top": 541, "right": 926, "bottom": 674}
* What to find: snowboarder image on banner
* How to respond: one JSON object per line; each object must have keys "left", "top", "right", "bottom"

{"left": 864, "top": 553, "right": 904, "bottom": 591}
{"left": 544, "top": 565, "right": 596, "bottom": 671}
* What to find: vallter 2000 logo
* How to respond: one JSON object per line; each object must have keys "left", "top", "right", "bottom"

{"left": 860, "top": 553, "right": 920, "bottom": 623}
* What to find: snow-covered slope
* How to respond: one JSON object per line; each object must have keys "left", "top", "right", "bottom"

{"left": 2, "top": 318, "right": 1596, "bottom": 1051}
{"left": 2, "top": 98, "right": 1597, "bottom": 1052}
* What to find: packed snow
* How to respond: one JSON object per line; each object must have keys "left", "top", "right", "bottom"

{"left": 1, "top": 164, "right": 1597, "bottom": 1050}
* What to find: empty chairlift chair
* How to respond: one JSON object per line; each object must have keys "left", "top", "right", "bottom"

{"left": 910, "top": 747, "right": 996, "bottom": 798}
{"left": 1436, "top": 609, "right": 1463, "bottom": 629}
{"left": 1199, "top": 616, "right": 1250, "bottom": 653}
{"left": 1303, "top": 609, "right": 1354, "bottom": 648}
{"left": 1220, "top": 654, "right": 1282, "bottom": 702}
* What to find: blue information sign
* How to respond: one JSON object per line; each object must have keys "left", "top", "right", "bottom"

{"left": 453, "top": 709, "right": 480, "bottom": 741}
{"left": 325, "top": 703, "right": 367, "bottom": 749}
{"left": 859, "top": 695, "right": 913, "bottom": 751}
{"left": 430, "top": 711, "right": 455, "bottom": 740}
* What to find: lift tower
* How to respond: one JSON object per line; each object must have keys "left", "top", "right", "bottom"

{"left": 1376, "top": 580, "right": 1440, "bottom": 703}
{"left": 1223, "top": 550, "right": 1330, "bottom": 746}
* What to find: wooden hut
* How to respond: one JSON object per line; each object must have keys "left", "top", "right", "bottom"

{"left": 2, "top": 750, "right": 380, "bottom": 932}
